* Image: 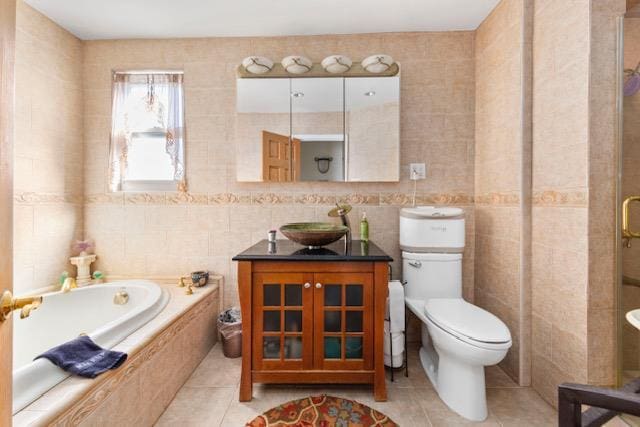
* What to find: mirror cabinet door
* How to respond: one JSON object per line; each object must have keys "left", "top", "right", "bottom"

{"left": 235, "top": 76, "right": 400, "bottom": 183}
{"left": 291, "top": 78, "right": 345, "bottom": 182}
{"left": 236, "top": 78, "right": 291, "bottom": 182}
{"left": 345, "top": 76, "right": 400, "bottom": 182}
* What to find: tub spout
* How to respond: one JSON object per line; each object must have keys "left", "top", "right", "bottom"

{"left": 113, "top": 288, "right": 129, "bottom": 305}
{"left": 20, "top": 299, "right": 42, "bottom": 319}
{"left": 0, "top": 290, "right": 43, "bottom": 321}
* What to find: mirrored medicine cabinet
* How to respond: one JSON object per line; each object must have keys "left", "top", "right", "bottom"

{"left": 235, "top": 75, "right": 400, "bottom": 182}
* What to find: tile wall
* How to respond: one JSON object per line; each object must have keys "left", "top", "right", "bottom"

{"left": 13, "top": 2, "right": 84, "bottom": 295}
{"left": 588, "top": 0, "right": 625, "bottom": 388}
{"left": 531, "top": 0, "right": 591, "bottom": 404}
{"left": 81, "top": 33, "right": 477, "bottom": 308}
{"left": 474, "top": 0, "right": 532, "bottom": 386}
{"left": 530, "top": 0, "right": 624, "bottom": 405}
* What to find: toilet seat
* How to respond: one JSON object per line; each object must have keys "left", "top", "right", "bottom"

{"left": 424, "top": 298, "right": 512, "bottom": 351}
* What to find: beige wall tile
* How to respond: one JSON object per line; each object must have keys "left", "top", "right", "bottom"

{"left": 13, "top": 2, "right": 84, "bottom": 294}
{"left": 474, "top": 0, "right": 529, "bottom": 385}
{"left": 81, "top": 31, "right": 477, "bottom": 308}
{"left": 530, "top": 0, "right": 623, "bottom": 402}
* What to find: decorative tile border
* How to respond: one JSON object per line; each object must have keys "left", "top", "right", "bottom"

{"left": 14, "top": 192, "right": 83, "bottom": 204}
{"left": 18, "top": 190, "right": 587, "bottom": 208}
{"left": 84, "top": 193, "right": 124, "bottom": 205}
{"left": 81, "top": 192, "right": 474, "bottom": 207}
{"left": 475, "top": 192, "right": 521, "bottom": 206}
{"left": 532, "top": 190, "right": 588, "bottom": 207}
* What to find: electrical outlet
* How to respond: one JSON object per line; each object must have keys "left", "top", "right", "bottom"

{"left": 410, "top": 163, "right": 426, "bottom": 180}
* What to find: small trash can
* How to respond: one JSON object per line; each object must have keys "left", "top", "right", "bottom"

{"left": 218, "top": 307, "right": 242, "bottom": 358}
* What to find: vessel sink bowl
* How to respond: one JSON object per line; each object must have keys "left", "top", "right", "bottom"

{"left": 279, "top": 222, "right": 348, "bottom": 248}
{"left": 627, "top": 309, "right": 640, "bottom": 331}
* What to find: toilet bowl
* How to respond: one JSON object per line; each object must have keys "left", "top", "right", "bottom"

{"left": 406, "top": 297, "right": 511, "bottom": 421}
{"left": 399, "top": 206, "right": 512, "bottom": 421}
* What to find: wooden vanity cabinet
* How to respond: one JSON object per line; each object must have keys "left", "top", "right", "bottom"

{"left": 236, "top": 254, "right": 390, "bottom": 402}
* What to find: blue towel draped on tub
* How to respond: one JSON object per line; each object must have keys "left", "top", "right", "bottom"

{"left": 35, "top": 335, "right": 127, "bottom": 378}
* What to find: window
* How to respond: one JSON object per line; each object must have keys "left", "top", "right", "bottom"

{"left": 109, "top": 72, "right": 186, "bottom": 192}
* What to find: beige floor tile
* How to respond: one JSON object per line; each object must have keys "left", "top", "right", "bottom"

{"left": 184, "top": 344, "right": 242, "bottom": 388}
{"left": 609, "top": 415, "right": 640, "bottom": 427}
{"left": 220, "top": 384, "right": 302, "bottom": 426}
{"left": 414, "top": 387, "right": 502, "bottom": 427}
{"left": 486, "top": 388, "right": 556, "bottom": 426}
{"left": 155, "top": 386, "right": 235, "bottom": 427}
{"left": 351, "top": 387, "right": 433, "bottom": 427}
{"left": 386, "top": 343, "right": 436, "bottom": 389}
{"left": 486, "top": 365, "right": 519, "bottom": 388}
{"left": 161, "top": 343, "right": 560, "bottom": 427}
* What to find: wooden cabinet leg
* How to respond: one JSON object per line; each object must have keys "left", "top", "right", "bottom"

{"left": 237, "top": 261, "right": 253, "bottom": 402}
{"left": 373, "top": 262, "right": 388, "bottom": 402}
{"left": 374, "top": 372, "right": 387, "bottom": 401}
{"left": 239, "top": 371, "right": 252, "bottom": 401}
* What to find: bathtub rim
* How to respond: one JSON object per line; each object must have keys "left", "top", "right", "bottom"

{"left": 12, "top": 278, "right": 220, "bottom": 426}
{"left": 12, "top": 280, "right": 170, "bottom": 414}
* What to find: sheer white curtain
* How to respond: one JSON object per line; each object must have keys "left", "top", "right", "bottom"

{"left": 108, "top": 74, "right": 132, "bottom": 192}
{"left": 108, "top": 72, "right": 186, "bottom": 192}
{"left": 165, "top": 74, "right": 186, "bottom": 188}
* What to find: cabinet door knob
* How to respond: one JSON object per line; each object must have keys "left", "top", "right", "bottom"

{"left": 315, "top": 283, "right": 322, "bottom": 289}
{"left": 304, "top": 282, "right": 311, "bottom": 289}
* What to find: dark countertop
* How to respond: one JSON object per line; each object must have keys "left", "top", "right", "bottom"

{"left": 232, "top": 239, "right": 393, "bottom": 262}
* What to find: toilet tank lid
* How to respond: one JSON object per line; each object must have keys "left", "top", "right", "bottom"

{"left": 400, "top": 206, "right": 464, "bottom": 219}
{"left": 402, "top": 252, "right": 462, "bottom": 261}
{"left": 425, "top": 299, "right": 512, "bottom": 344}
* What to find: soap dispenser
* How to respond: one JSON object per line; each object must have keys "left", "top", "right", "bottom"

{"left": 360, "top": 212, "right": 369, "bottom": 242}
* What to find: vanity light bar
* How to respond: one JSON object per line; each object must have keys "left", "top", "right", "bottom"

{"left": 237, "top": 55, "right": 399, "bottom": 79}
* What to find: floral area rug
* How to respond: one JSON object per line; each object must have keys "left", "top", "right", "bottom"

{"left": 246, "top": 395, "right": 398, "bottom": 427}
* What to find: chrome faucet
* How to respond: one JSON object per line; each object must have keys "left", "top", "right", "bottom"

{"left": 328, "top": 203, "right": 353, "bottom": 246}
{"left": 0, "top": 290, "right": 43, "bottom": 321}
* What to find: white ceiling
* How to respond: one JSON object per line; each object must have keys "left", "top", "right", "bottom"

{"left": 24, "top": 0, "right": 500, "bottom": 41}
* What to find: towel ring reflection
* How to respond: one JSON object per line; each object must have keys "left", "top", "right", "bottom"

{"left": 314, "top": 156, "right": 333, "bottom": 174}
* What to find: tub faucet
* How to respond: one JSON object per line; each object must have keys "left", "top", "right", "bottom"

{"left": 61, "top": 277, "right": 77, "bottom": 293}
{"left": 0, "top": 290, "right": 43, "bottom": 321}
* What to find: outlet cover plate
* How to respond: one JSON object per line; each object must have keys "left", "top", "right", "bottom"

{"left": 410, "top": 163, "right": 426, "bottom": 180}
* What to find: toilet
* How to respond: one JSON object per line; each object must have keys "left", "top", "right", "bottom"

{"left": 400, "top": 206, "right": 512, "bottom": 421}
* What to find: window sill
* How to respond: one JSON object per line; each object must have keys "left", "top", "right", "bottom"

{"left": 120, "top": 180, "right": 179, "bottom": 192}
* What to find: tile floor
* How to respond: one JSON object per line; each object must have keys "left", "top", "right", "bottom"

{"left": 155, "top": 343, "right": 559, "bottom": 426}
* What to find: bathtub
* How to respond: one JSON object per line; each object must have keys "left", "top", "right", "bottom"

{"left": 12, "top": 280, "right": 169, "bottom": 414}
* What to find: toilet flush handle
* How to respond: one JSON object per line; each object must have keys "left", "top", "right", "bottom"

{"left": 408, "top": 261, "right": 422, "bottom": 268}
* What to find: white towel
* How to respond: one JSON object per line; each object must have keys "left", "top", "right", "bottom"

{"left": 386, "top": 280, "right": 405, "bottom": 333}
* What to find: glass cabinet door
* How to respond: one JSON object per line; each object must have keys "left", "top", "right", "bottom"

{"left": 252, "top": 273, "right": 314, "bottom": 370}
{"left": 313, "top": 273, "right": 373, "bottom": 370}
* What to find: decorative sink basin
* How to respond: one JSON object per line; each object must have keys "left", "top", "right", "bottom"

{"left": 279, "top": 222, "right": 349, "bottom": 249}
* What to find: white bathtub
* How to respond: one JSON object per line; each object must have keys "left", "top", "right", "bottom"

{"left": 12, "top": 280, "right": 169, "bottom": 414}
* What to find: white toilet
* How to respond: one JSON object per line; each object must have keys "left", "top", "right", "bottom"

{"left": 400, "top": 206, "right": 512, "bottom": 421}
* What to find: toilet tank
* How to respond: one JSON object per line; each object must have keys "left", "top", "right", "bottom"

{"left": 399, "top": 206, "right": 465, "bottom": 253}
{"left": 403, "top": 252, "right": 463, "bottom": 300}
